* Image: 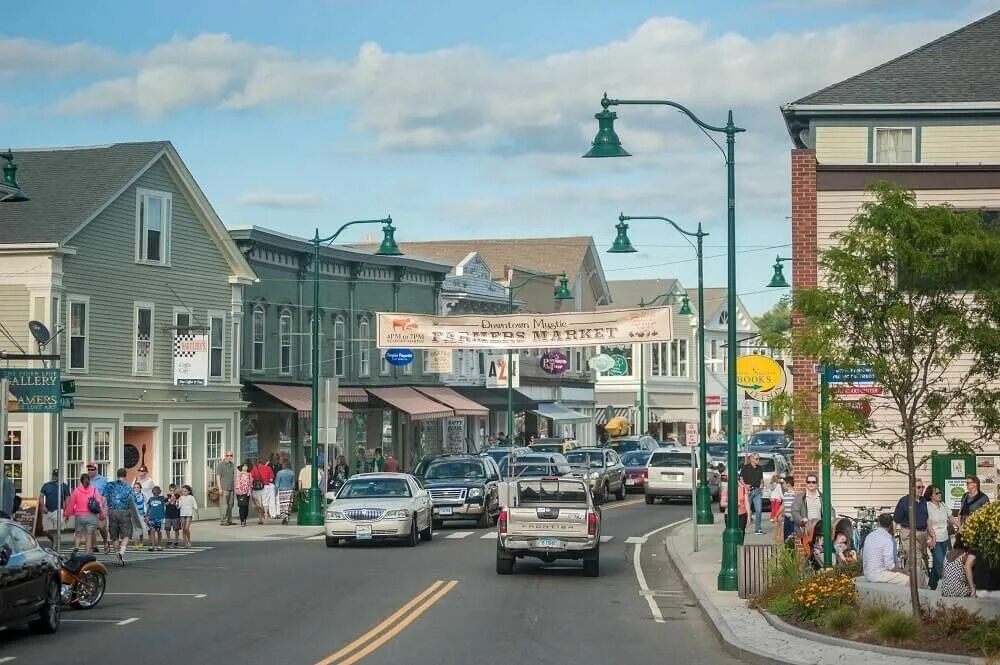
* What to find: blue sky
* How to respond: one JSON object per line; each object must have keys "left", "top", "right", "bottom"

{"left": 4, "top": 0, "right": 998, "bottom": 315}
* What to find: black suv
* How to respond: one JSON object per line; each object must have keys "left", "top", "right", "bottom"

{"left": 415, "top": 454, "right": 502, "bottom": 528}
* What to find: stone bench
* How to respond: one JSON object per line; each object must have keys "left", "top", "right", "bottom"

{"left": 854, "top": 577, "right": 1000, "bottom": 617}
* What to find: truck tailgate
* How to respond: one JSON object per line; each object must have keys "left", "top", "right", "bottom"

{"left": 506, "top": 504, "right": 590, "bottom": 538}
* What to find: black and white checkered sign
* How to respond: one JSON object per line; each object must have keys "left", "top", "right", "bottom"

{"left": 173, "top": 332, "right": 209, "bottom": 386}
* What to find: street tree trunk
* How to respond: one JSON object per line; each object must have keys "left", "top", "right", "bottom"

{"left": 905, "top": 442, "right": 921, "bottom": 617}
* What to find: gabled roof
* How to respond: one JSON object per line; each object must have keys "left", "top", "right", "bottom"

{"left": 0, "top": 141, "right": 256, "bottom": 282}
{"left": 790, "top": 11, "right": 1000, "bottom": 106}
{"left": 603, "top": 279, "right": 681, "bottom": 308}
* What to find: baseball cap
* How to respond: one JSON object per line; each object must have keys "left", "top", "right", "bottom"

{"left": 86, "top": 462, "right": 97, "bottom": 471}
{"left": 51, "top": 468, "right": 59, "bottom": 476}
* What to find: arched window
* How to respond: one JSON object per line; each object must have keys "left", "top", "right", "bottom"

{"left": 279, "top": 311, "right": 292, "bottom": 375}
{"left": 333, "top": 315, "right": 345, "bottom": 377}
{"left": 358, "top": 316, "right": 371, "bottom": 377}
{"left": 252, "top": 306, "right": 265, "bottom": 372}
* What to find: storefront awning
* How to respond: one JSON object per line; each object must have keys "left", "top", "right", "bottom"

{"left": 450, "top": 386, "right": 542, "bottom": 411}
{"left": 531, "top": 402, "right": 591, "bottom": 424}
{"left": 253, "top": 383, "right": 352, "bottom": 416}
{"left": 338, "top": 387, "right": 369, "bottom": 404}
{"left": 366, "top": 387, "right": 454, "bottom": 421}
{"left": 413, "top": 386, "right": 488, "bottom": 416}
{"left": 594, "top": 406, "right": 631, "bottom": 425}
{"left": 649, "top": 407, "right": 700, "bottom": 423}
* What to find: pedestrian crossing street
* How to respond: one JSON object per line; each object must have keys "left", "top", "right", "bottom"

{"left": 58, "top": 545, "right": 213, "bottom": 564}
{"left": 305, "top": 532, "right": 617, "bottom": 543}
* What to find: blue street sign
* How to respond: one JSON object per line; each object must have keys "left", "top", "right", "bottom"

{"left": 384, "top": 348, "right": 415, "bottom": 367}
{"left": 0, "top": 368, "right": 62, "bottom": 412}
{"left": 825, "top": 365, "right": 876, "bottom": 385}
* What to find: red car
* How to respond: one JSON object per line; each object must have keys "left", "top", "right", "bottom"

{"left": 621, "top": 451, "right": 652, "bottom": 492}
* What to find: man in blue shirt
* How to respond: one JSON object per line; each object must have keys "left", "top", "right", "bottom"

{"left": 38, "top": 469, "right": 71, "bottom": 546}
{"left": 88, "top": 462, "right": 110, "bottom": 554}
{"left": 863, "top": 513, "right": 909, "bottom": 584}
{"left": 893, "top": 478, "right": 929, "bottom": 588}
{"left": 102, "top": 467, "right": 137, "bottom": 566}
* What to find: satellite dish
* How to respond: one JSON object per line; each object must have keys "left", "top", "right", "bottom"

{"left": 28, "top": 320, "right": 51, "bottom": 346}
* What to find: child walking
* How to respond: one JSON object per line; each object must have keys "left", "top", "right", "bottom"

{"left": 164, "top": 483, "right": 181, "bottom": 548}
{"left": 146, "top": 486, "right": 166, "bottom": 551}
{"left": 132, "top": 481, "right": 146, "bottom": 549}
{"left": 178, "top": 485, "right": 198, "bottom": 548}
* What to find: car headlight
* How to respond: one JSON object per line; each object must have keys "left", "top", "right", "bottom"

{"left": 588, "top": 471, "right": 601, "bottom": 480}
{"left": 326, "top": 510, "right": 344, "bottom": 520}
{"left": 385, "top": 509, "right": 410, "bottom": 520}
{"left": 468, "top": 488, "right": 483, "bottom": 498}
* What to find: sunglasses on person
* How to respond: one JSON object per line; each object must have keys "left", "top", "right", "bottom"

{"left": 806, "top": 479, "right": 818, "bottom": 484}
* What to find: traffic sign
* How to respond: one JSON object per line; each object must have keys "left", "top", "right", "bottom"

{"left": 832, "top": 386, "right": 884, "bottom": 398}
{"left": 61, "top": 380, "right": 76, "bottom": 395}
{"left": 705, "top": 395, "right": 721, "bottom": 406}
{"left": 685, "top": 422, "right": 699, "bottom": 446}
{"left": 741, "top": 399, "right": 753, "bottom": 439}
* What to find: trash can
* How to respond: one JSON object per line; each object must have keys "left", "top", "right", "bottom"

{"left": 738, "top": 544, "right": 775, "bottom": 599}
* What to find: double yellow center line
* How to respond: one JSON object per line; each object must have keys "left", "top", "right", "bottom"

{"left": 315, "top": 580, "right": 458, "bottom": 665}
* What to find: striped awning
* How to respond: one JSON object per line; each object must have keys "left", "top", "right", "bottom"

{"left": 593, "top": 407, "right": 631, "bottom": 425}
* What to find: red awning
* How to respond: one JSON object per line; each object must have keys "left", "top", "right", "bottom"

{"left": 253, "top": 383, "right": 352, "bottom": 415}
{"left": 413, "top": 386, "right": 488, "bottom": 416}
{"left": 366, "top": 387, "right": 454, "bottom": 421}
{"left": 338, "top": 387, "right": 369, "bottom": 404}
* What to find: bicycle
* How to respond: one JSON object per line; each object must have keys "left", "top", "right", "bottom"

{"left": 835, "top": 505, "right": 892, "bottom": 554}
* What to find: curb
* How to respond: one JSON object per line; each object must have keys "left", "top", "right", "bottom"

{"left": 760, "top": 611, "right": 984, "bottom": 665}
{"left": 662, "top": 530, "right": 809, "bottom": 665}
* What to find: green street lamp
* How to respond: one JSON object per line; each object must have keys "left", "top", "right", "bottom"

{"left": 584, "top": 92, "right": 746, "bottom": 591}
{"left": 1, "top": 150, "right": 29, "bottom": 202}
{"left": 502, "top": 272, "right": 573, "bottom": 457}
{"left": 767, "top": 256, "right": 791, "bottom": 289}
{"left": 299, "top": 217, "right": 401, "bottom": 526}
{"left": 610, "top": 213, "right": 712, "bottom": 524}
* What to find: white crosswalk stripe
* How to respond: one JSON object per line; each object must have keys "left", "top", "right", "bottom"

{"left": 59, "top": 546, "right": 212, "bottom": 564}
{"left": 625, "top": 536, "right": 648, "bottom": 544}
{"left": 480, "top": 531, "right": 498, "bottom": 539}
{"left": 600, "top": 535, "right": 614, "bottom": 543}
{"left": 444, "top": 531, "right": 475, "bottom": 539}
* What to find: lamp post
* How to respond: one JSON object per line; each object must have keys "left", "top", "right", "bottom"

{"left": 1, "top": 151, "right": 29, "bottom": 202}
{"left": 502, "top": 273, "right": 573, "bottom": 453}
{"left": 298, "top": 217, "right": 401, "bottom": 526}
{"left": 609, "top": 214, "right": 713, "bottom": 524}
{"left": 766, "top": 256, "right": 831, "bottom": 567}
{"left": 584, "top": 93, "right": 745, "bottom": 590}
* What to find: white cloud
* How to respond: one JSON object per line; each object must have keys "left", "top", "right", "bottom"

{"left": 238, "top": 192, "right": 323, "bottom": 209}
{"left": 0, "top": 38, "right": 119, "bottom": 76}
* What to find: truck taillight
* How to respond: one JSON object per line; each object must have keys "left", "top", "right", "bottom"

{"left": 587, "top": 512, "right": 598, "bottom": 536}
{"left": 642, "top": 469, "right": 648, "bottom": 479}
{"left": 499, "top": 509, "right": 508, "bottom": 534}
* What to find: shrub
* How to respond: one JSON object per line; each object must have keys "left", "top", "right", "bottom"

{"left": 767, "top": 594, "right": 797, "bottom": 618}
{"left": 820, "top": 605, "right": 857, "bottom": 634}
{"left": 791, "top": 569, "right": 858, "bottom": 620}
{"left": 837, "top": 558, "right": 862, "bottom": 579}
{"left": 966, "top": 618, "right": 1000, "bottom": 657}
{"left": 962, "top": 501, "right": 1000, "bottom": 568}
{"left": 923, "top": 603, "right": 981, "bottom": 638}
{"left": 874, "top": 611, "right": 920, "bottom": 643}
{"left": 860, "top": 603, "right": 894, "bottom": 625}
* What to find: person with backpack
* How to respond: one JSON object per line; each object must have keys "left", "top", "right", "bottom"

{"left": 65, "top": 472, "right": 106, "bottom": 554}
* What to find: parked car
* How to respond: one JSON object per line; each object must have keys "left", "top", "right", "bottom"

{"left": 482, "top": 446, "right": 533, "bottom": 467}
{"left": 0, "top": 519, "right": 61, "bottom": 634}
{"left": 706, "top": 442, "right": 729, "bottom": 469}
{"left": 746, "top": 430, "right": 788, "bottom": 454}
{"left": 644, "top": 449, "right": 720, "bottom": 504}
{"left": 565, "top": 448, "right": 627, "bottom": 503}
{"left": 498, "top": 453, "right": 571, "bottom": 479}
{"left": 606, "top": 435, "right": 659, "bottom": 455}
{"left": 621, "top": 450, "right": 652, "bottom": 492}
{"left": 719, "top": 452, "right": 792, "bottom": 513}
{"left": 528, "top": 438, "right": 578, "bottom": 455}
{"left": 324, "top": 473, "right": 434, "bottom": 547}
{"left": 415, "top": 455, "right": 502, "bottom": 528}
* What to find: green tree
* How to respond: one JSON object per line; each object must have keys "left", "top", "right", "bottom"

{"left": 792, "top": 183, "right": 1000, "bottom": 616}
{"left": 755, "top": 295, "right": 791, "bottom": 349}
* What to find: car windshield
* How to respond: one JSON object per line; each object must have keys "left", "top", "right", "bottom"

{"left": 530, "top": 443, "right": 562, "bottom": 453}
{"left": 617, "top": 441, "right": 641, "bottom": 454}
{"left": 565, "top": 451, "right": 603, "bottom": 468}
{"left": 621, "top": 451, "right": 650, "bottom": 467}
{"left": 648, "top": 452, "right": 694, "bottom": 468}
{"left": 706, "top": 444, "right": 727, "bottom": 458}
{"left": 517, "top": 479, "right": 588, "bottom": 504}
{"left": 749, "top": 432, "right": 785, "bottom": 447}
{"left": 338, "top": 478, "right": 412, "bottom": 499}
{"left": 498, "top": 455, "right": 550, "bottom": 475}
{"left": 741, "top": 456, "right": 777, "bottom": 472}
{"left": 424, "top": 461, "right": 486, "bottom": 481}
{"left": 509, "top": 463, "right": 570, "bottom": 478}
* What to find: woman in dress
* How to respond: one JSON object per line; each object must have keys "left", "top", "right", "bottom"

{"left": 235, "top": 463, "right": 253, "bottom": 527}
{"left": 275, "top": 461, "right": 295, "bottom": 525}
{"left": 939, "top": 534, "right": 976, "bottom": 598}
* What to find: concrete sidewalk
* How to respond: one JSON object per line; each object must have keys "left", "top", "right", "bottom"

{"left": 193, "top": 520, "right": 322, "bottom": 543}
{"left": 664, "top": 517, "right": 961, "bottom": 665}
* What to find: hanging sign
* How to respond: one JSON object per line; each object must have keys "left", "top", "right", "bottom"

{"left": 485, "top": 353, "right": 519, "bottom": 389}
{"left": 736, "top": 355, "right": 787, "bottom": 402}
{"left": 540, "top": 350, "right": 569, "bottom": 375}
{"left": 384, "top": 348, "right": 414, "bottom": 366}
{"left": 424, "top": 349, "right": 453, "bottom": 373}
{"left": 376, "top": 307, "right": 672, "bottom": 350}
{"left": 1, "top": 368, "right": 62, "bottom": 413}
{"left": 588, "top": 353, "right": 615, "bottom": 373}
{"left": 173, "top": 332, "right": 209, "bottom": 386}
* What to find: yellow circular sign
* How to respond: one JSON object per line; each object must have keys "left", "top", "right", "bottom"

{"left": 736, "top": 355, "right": 785, "bottom": 395}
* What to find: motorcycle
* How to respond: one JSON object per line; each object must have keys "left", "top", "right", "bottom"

{"left": 59, "top": 551, "right": 108, "bottom": 609}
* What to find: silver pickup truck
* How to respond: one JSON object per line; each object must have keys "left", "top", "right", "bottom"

{"left": 496, "top": 477, "right": 601, "bottom": 577}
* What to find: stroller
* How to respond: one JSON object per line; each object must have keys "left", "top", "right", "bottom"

{"left": 799, "top": 518, "right": 857, "bottom": 570}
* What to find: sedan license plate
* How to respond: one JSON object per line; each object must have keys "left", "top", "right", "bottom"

{"left": 663, "top": 473, "right": 682, "bottom": 481}
{"left": 437, "top": 506, "right": 453, "bottom": 516}
{"left": 534, "top": 537, "right": 564, "bottom": 549}
{"left": 625, "top": 478, "right": 636, "bottom": 486}
{"left": 355, "top": 525, "right": 373, "bottom": 540}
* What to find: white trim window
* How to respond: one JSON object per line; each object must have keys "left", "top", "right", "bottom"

{"left": 91, "top": 427, "right": 112, "bottom": 479}
{"left": 65, "top": 428, "right": 87, "bottom": 489}
{"left": 403, "top": 350, "right": 413, "bottom": 375}
{"left": 174, "top": 308, "right": 192, "bottom": 331}
{"left": 133, "top": 302, "right": 154, "bottom": 375}
{"left": 252, "top": 306, "right": 265, "bottom": 372}
{"left": 170, "top": 427, "right": 191, "bottom": 488}
{"left": 68, "top": 297, "right": 89, "bottom": 372}
{"left": 422, "top": 350, "right": 430, "bottom": 374}
{"left": 279, "top": 311, "right": 293, "bottom": 376}
{"left": 874, "top": 127, "right": 915, "bottom": 164}
{"left": 358, "top": 316, "right": 371, "bottom": 377}
{"left": 380, "top": 348, "right": 391, "bottom": 375}
{"left": 209, "top": 312, "right": 225, "bottom": 379}
{"left": 333, "top": 316, "right": 345, "bottom": 378}
{"left": 3, "top": 428, "right": 23, "bottom": 494}
{"left": 135, "top": 188, "right": 172, "bottom": 265}
{"left": 651, "top": 340, "right": 689, "bottom": 378}
{"left": 304, "top": 315, "right": 313, "bottom": 379}
{"left": 205, "top": 427, "right": 224, "bottom": 496}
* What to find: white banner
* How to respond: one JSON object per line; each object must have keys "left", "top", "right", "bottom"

{"left": 173, "top": 332, "right": 209, "bottom": 386}
{"left": 445, "top": 418, "right": 466, "bottom": 454}
{"left": 377, "top": 307, "right": 672, "bottom": 350}
{"left": 485, "top": 353, "right": 519, "bottom": 389}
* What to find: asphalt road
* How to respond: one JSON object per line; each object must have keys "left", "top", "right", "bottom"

{"left": 1, "top": 497, "right": 744, "bottom": 665}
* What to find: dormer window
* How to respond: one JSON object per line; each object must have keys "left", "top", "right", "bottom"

{"left": 874, "top": 128, "right": 915, "bottom": 164}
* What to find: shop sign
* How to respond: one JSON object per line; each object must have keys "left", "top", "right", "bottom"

{"left": 384, "top": 348, "right": 414, "bottom": 366}
{"left": 540, "top": 351, "right": 569, "bottom": 375}
{"left": 485, "top": 353, "right": 519, "bottom": 389}
{"left": 1, "top": 368, "right": 61, "bottom": 413}
{"left": 173, "top": 332, "right": 209, "bottom": 386}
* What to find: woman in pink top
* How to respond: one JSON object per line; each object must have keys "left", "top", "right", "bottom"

{"left": 64, "top": 473, "right": 106, "bottom": 552}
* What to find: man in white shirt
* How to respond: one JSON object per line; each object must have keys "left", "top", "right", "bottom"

{"left": 863, "top": 513, "right": 909, "bottom": 584}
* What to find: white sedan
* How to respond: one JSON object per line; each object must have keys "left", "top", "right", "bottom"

{"left": 324, "top": 473, "right": 434, "bottom": 548}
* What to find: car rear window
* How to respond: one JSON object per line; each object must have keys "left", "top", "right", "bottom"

{"left": 621, "top": 451, "right": 650, "bottom": 467}
{"left": 530, "top": 444, "right": 562, "bottom": 453}
{"left": 648, "top": 452, "right": 693, "bottom": 468}
{"left": 740, "top": 456, "right": 777, "bottom": 472}
{"left": 517, "top": 479, "right": 589, "bottom": 504}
